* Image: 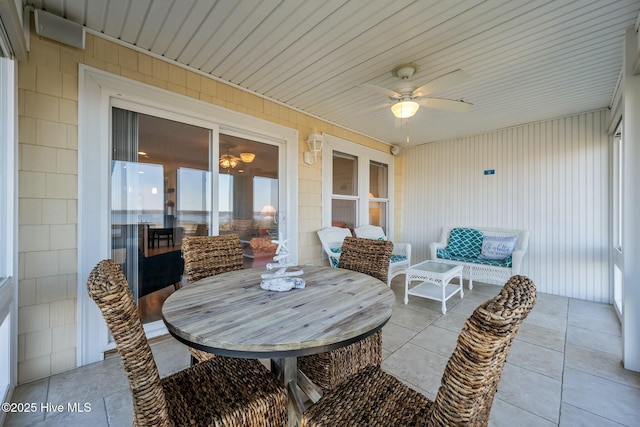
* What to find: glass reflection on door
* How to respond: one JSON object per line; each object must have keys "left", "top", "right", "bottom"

{"left": 111, "top": 108, "right": 210, "bottom": 325}
{"left": 218, "top": 134, "right": 279, "bottom": 268}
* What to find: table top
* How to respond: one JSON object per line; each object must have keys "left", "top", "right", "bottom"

{"left": 162, "top": 266, "right": 395, "bottom": 358}
{"left": 408, "top": 260, "right": 463, "bottom": 276}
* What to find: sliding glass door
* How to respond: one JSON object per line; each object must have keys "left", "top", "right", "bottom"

{"left": 218, "top": 134, "right": 279, "bottom": 268}
{"left": 111, "top": 108, "right": 210, "bottom": 327}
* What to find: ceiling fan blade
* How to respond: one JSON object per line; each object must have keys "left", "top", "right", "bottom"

{"left": 359, "top": 83, "right": 401, "bottom": 99}
{"left": 412, "top": 69, "right": 470, "bottom": 97}
{"left": 417, "top": 97, "right": 474, "bottom": 112}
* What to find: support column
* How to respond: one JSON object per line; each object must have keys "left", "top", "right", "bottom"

{"left": 622, "top": 27, "right": 640, "bottom": 372}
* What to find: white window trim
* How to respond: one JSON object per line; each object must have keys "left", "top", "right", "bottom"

{"left": 78, "top": 65, "right": 298, "bottom": 365}
{"left": 321, "top": 134, "right": 395, "bottom": 239}
{"left": 0, "top": 57, "right": 17, "bottom": 418}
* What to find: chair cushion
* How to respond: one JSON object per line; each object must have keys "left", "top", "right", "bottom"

{"left": 446, "top": 228, "right": 483, "bottom": 258}
{"left": 390, "top": 254, "right": 407, "bottom": 263}
{"left": 329, "top": 247, "right": 341, "bottom": 268}
{"left": 478, "top": 235, "right": 518, "bottom": 260}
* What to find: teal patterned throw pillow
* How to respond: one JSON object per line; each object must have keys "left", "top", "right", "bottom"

{"left": 446, "top": 228, "right": 483, "bottom": 258}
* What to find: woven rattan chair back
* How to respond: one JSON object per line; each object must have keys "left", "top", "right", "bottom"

{"left": 424, "top": 275, "right": 537, "bottom": 426}
{"left": 182, "top": 234, "right": 244, "bottom": 284}
{"left": 300, "top": 275, "right": 536, "bottom": 427}
{"left": 87, "top": 259, "right": 171, "bottom": 427}
{"left": 298, "top": 237, "right": 393, "bottom": 392}
{"left": 338, "top": 236, "right": 393, "bottom": 283}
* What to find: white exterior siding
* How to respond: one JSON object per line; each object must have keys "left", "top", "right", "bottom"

{"left": 402, "top": 110, "right": 610, "bottom": 302}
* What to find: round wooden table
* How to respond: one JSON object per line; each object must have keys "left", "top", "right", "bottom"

{"left": 162, "top": 265, "right": 395, "bottom": 426}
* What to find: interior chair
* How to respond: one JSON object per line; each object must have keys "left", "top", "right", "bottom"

{"left": 354, "top": 224, "right": 411, "bottom": 286}
{"left": 316, "top": 226, "right": 353, "bottom": 268}
{"left": 300, "top": 275, "right": 537, "bottom": 427}
{"left": 181, "top": 234, "right": 244, "bottom": 362}
{"left": 298, "top": 237, "right": 393, "bottom": 393}
{"left": 87, "top": 259, "right": 287, "bottom": 427}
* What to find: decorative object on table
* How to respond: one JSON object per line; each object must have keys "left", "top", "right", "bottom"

{"left": 87, "top": 259, "right": 288, "bottom": 427}
{"left": 300, "top": 275, "right": 537, "bottom": 427}
{"left": 298, "top": 237, "right": 393, "bottom": 392}
{"left": 260, "top": 232, "right": 304, "bottom": 292}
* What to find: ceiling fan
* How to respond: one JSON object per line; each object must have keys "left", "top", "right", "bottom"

{"left": 360, "top": 64, "right": 473, "bottom": 119}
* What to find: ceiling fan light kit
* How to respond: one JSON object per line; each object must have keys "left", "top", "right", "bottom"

{"left": 361, "top": 64, "right": 473, "bottom": 126}
{"left": 391, "top": 100, "right": 419, "bottom": 118}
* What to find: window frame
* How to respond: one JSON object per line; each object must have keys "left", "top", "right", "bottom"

{"left": 0, "top": 56, "right": 17, "bottom": 415}
{"left": 321, "top": 134, "right": 394, "bottom": 238}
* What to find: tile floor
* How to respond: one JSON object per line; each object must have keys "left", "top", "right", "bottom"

{"left": 4, "top": 278, "right": 640, "bottom": 426}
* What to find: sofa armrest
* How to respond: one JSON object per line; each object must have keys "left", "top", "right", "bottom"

{"left": 511, "top": 249, "right": 526, "bottom": 274}
{"left": 429, "top": 241, "right": 446, "bottom": 260}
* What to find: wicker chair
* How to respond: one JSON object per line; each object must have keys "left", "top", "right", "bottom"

{"left": 300, "top": 275, "right": 537, "bottom": 426}
{"left": 87, "top": 259, "right": 287, "bottom": 427}
{"left": 182, "top": 234, "right": 244, "bottom": 363}
{"left": 298, "top": 237, "right": 393, "bottom": 392}
{"left": 354, "top": 225, "right": 411, "bottom": 286}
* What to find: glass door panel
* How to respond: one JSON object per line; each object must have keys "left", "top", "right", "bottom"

{"left": 369, "top": 161, "right": 389, "bottom": 232}
{"left": 217, "top": 134, "right": 279, "bottom": 267}
{"left": 111, "top": 108, "right": 210, "bottom": 325}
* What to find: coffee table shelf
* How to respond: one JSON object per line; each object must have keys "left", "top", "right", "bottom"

{"left": 405, "top": 260, "right": 463, "bottom": 314}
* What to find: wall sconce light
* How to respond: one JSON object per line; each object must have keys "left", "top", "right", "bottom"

{"left": 304, "top": 132, "right": 324, "bottom": 165}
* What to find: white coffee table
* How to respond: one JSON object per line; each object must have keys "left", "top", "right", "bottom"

{"left": 404, "top": 260, "right": 464, "bottom": 314}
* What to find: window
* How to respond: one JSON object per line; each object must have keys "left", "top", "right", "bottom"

{"left": 612, "top": 121, "right": 623, "bottom": 315}
{"left": 322, "top": 134, "right": 394, "bottom": 237}
{"left": 331, "top": 152, "right": 358, "bottom": 229}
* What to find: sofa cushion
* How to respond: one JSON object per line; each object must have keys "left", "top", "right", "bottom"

{"left": 445, "top": 228, "right": 483, "bottom": 258}
{"left": 436, "top": 250, "right": 513, "bottom": 268}
{"left": 478, "top": 235, "right": 518, "bottom": 260}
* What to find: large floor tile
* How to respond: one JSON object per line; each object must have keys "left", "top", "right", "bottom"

{"left": 382, "top": 342, "right": 448, "bottom": 396}
{"left": 569, "top": 298, "right": 618, "bottom": 320}
{"left": 151, "top": 338, "right": 191, "bottom": 377}
{"left": 431, "top": 311, "right": 469, "bottom": 334}
{"left": 410, "top": 324, "right": 458, "bottom": 359}
{"left": 516, "top": 321, "right": 566, "bottom": 352}
{"left": 567, "top": 325, "right": 622, "bottom": 357}
{"left": 533, "top": 292, "right": 569, "bottom": 318}
{"left": 29, "top": 397, "right": 108, "bottom": 427}
{"left": 562, "top": 367, "right": 640, "bottom": 426}
{"left": 523, "top": 308, "right": 567, "bottom": 333}
{"left": 3, "top": 378, "right": 48, "bottom": 426}
{"left": 568, "top": 310, "right": 621, "bottom": 336}
{"left": 559, "top": 403, "right": 626, "bottom": 427}
{"left": 496, "top": 363, "right": 562, "bottom": 423}
{"left": 104, "top": 390, "right": 134, "bottom": 427}
{"left": 47, "top": 356, "right": 129, "bottom": 406}
{"left": 489, "top": 398, "right": 557, "bottom": 427}
{"left": 507, "top": 339, "right": 564, "bottom": 380}
{"left": 388, "top": 303, "right": 441, "bottom": 332}
{"left": 381, "top": 321, "right": 419, "bottom": 353}
{"left": 564, "top": 343, "right": 640, "bottom": 389}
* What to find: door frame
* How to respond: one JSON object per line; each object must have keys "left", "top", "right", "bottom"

{"left": 78, "top": 65, "right": 298, "bottom": 365}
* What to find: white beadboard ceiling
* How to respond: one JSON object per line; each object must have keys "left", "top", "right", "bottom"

{"left": 26, "top": 0, "right": 640, "bottom": 145}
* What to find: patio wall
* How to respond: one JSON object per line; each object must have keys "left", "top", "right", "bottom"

{"left": 402, "top": 109, "right": 610, "bottom": 302}
{"left": 16, "top": 32, "right": 399, "bottom": 383}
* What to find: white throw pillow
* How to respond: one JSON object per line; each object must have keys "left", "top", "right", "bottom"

{"left": 478, "top": 235, "right": 517, "bottom": 260}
